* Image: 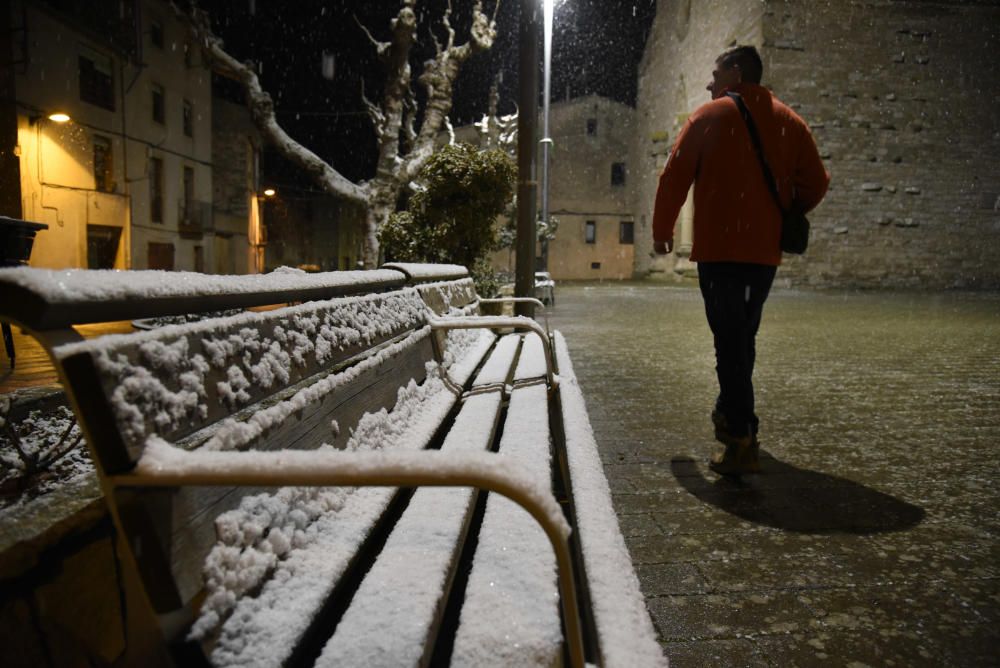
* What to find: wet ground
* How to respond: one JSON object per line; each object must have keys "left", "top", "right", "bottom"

{"left": 548, "top": 282, "right": 1000, "bottom": 667}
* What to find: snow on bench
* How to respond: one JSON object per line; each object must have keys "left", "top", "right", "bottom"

{"left": 451, "top": 382, "right": 562, "bottom": 667}
{"left": 472, "top": 333, "right": 521, "bottom": 388}
{"left": 0, "top": 264, "right": 666, "bottom": 667}
{"left": 315, "top": 390, "right": 505, "bottom": 667}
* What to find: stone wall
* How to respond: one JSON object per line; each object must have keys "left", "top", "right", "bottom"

{"left": 635, "top": 0, "right": 1000, "bottom": 289}
{"left": 764, "top": 0, "right": 1000, "bottom": 288}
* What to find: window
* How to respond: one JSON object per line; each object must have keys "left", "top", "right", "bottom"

{"left": 150, "top": 157, "right": 163, "bottom": 223}
{"left": 611, "top": 162, "right": 626, "bottom": 186}
{"left": 87, "top": 225, "right": 121, "bottom": 269}
{"left": 183, "top": 99, "right": 193, "bottom": 137}
{"left": 619, "top": 221, "right": 635, "bottom": 244}
{"left": 182, "top": 166, "right": 195, "bottom": 221}
{"left": 585, "top": 220, "right": 596, "bottom": 244}
{"left": 586, "top": 118, "right": 597, "bottom": 136}
{"left": 194, "top": 245, "right": 204, "bottom": 273}
{"left": 93, "top": 136, "right": 113, "bottom": 192}
{"left": 152, "top": 83, "right": 165, "bottom": 124}
{"left": 590, "top": 262, "right": 602, "bottom": 270}
{"left": 150, "top": 20, "right": 164, "bottom": 48}
{"left": 79, "top": 46, "right": 114, "bottom": 111}
{"left": 148, "top": 242, "right": 174, "bottom": 270}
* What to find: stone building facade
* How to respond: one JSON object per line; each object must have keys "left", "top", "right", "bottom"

{"left": 634, "top": 0, "right": 1000, "bottom": 289}
{"left": 460, "top": 95, "right": 639, "bottom": 281}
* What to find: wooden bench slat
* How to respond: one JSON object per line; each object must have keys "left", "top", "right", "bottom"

{"left": 163, "top": 333, "right": 438, "bottom": 604}
{"left": 315, "top": 390, "right": 504, "bottom": 668}
{"left": 200, "top": 332, "right": 498, "bottom": 666}
{"left": 0, "top": 267, "right": 406, "bottom": 330}
{"left": 473, "top": 333, "right": 521, "bottom": 388}
{"left": 514, "top": 330, "right": 550, "bottom": 382}
{"left": 450, "top": 383, "right": 562, "bottom": 667}
{"left": 416, "top": 278, "right": 479, "bottom": 316}
{"left": 54, "top": 291, "right": 429, "bottom": 464}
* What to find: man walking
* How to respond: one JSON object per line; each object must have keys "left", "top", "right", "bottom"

{"left": 653, "top": 46, "right": 829, "bottom": 476}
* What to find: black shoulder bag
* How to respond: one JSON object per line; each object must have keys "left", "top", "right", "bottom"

{"left": 726, "top": 92, "right": 809, "bottom": 254}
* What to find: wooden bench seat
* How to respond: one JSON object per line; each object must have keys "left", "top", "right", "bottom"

{"left": 0, "top": 263, "right": 666, "bottom": 668}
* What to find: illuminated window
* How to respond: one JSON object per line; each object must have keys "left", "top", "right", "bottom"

{"left": 152, "top": 83, "right": 165, "bottom": 124}
{"left": 93, "top": 136, "right": 113, "bottom": 192}
{"left": 79, "top": 46, "right": 114, "bottom": 111}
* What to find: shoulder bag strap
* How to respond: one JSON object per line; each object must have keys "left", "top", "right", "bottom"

{"left": 726, "top": 92, "right": 785, "bottom": 214}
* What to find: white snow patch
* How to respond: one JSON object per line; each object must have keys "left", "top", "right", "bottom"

{"left": 553, "top": 332, "right": 668, "bottom": 667}
{"left": 315, "top": 391, "right": 503, "bottom": 667}
{"left": 473, "top": 334, "right": 521, "bottom": 387}
{"left": 381, "top": 263, "right": 468, "bottom": 281}
{"left": 514, "top": 330, "right": 549, "bottom": 382}
{"left": 0, "top": 266, "right": 404, "bottom": 303}
{"left": 451, "top": 383, "right": 562, "bottom": 667}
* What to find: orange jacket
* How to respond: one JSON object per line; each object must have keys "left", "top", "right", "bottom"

{"left": 652, "top": 83, "right": 830, "bottom": 266}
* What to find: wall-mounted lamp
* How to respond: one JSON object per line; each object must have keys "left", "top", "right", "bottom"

{"left": 29, "top": 112, "right": 71, "bottom": 125}
{"left": 262, "top": 188, "right": 276, "bottom": 197}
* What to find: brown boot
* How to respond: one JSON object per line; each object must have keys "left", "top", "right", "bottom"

{"left": 711, "top": 410, "right": 761, "bottom": 474}
{"left": 709, "top": 435, "right": 757, "bottom": 476}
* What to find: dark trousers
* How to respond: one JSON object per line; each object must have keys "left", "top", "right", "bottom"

{"left": 697, "top": 262, "right": 777, "bottom": 438}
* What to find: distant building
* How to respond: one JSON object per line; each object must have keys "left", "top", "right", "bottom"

{"left": 634, "top": 0, "right": 1000, "bottom": 288}
{"left": 1, "top": 0, "right": 263, "bottom": 273}
{"left": 456, "top": 95, "right": 638, "bottom": 281}
{"left": 260, "top": 189, "right": 367, "bottom": 273}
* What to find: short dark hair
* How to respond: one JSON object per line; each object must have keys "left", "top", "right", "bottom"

{"left": 717, "top": 45, "right": 763, "bottom": 84}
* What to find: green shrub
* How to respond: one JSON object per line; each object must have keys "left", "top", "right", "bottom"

{"left": 379, "top": 143, "right": 515, "bottom": 296}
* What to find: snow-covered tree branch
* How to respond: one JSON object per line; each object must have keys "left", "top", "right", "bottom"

{"left": 177, "top": 1, "right": 498, "bottom": 268}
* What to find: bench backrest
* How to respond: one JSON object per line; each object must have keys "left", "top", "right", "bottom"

{"left": 0, "top": 265, "right": 482, "bottom": 614}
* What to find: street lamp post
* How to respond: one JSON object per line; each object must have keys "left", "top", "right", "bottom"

{"left": 515, "top": 0, "right": 540, "bottom": 318}
{"left": 539, "top": 0, "right": 556, "bottom": 271}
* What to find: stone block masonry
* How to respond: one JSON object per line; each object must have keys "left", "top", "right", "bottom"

{"left": 636, "top": 0, "right": 1000, "bottom": 289}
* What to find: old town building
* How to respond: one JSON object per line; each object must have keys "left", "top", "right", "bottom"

{"left": 2, "top": 0, "right": 263, "bottom": 273}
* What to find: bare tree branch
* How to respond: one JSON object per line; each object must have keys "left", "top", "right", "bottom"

{"left": 355, "top": 14, "right": 390, "bottom": 58}
{"left": 402, "top": 1, "right": 497, "bottom": 182}
{"left": 361, "top": 80, "right": 387, "bottom": 140}
{"left": 443, "top": 0, "right": 457, "bottom": 53}
{"left": 176, "top": 3, "right": 368, "bottom": 205}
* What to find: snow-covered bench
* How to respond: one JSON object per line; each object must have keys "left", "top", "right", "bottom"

{"left": 0, "top": 263, "right": 665, "bottom": 668}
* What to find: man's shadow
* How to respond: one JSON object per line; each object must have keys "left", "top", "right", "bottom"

{"left": 670, "top": 450, "right": 925, "bottom": 534}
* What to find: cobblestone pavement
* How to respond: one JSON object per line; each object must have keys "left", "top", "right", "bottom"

{"left": 548, "top": 282, "right": 1000, "bottom": 667}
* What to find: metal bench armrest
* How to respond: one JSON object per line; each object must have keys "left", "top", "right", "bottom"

{"left": 113, "top": 445, "right": 585, "bottom": 668}
{"left": 428, "top": 315, "right": 557, "bottom": 389}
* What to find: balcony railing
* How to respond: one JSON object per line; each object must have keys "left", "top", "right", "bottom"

{"left": 178, "top": 200, "right": 214, "bottom": 239}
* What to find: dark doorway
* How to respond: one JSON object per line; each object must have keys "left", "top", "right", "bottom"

{"left": 148, "top": 242, "right": 174, "bottom": 270}
{"left": 86, "top": 225, "right": 121, "bottom": 269}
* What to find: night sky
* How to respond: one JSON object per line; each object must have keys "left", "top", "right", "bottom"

{"left": 202, "top": 0, "right": 657, "bottom": 190}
